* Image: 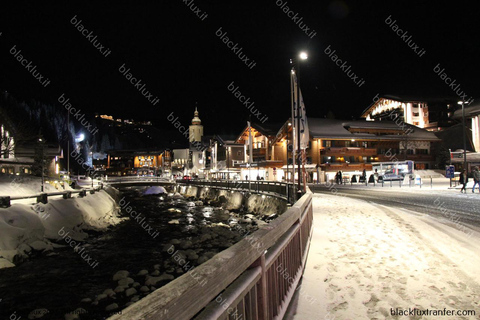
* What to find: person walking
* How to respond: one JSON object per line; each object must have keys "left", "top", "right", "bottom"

{"left": 460, "top": 169, "right": 468, "bottom": 193}
{"left": 472, "top": 167, "right": 480, "bottom": 193}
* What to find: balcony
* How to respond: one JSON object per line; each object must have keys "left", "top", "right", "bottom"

{"left": 320, "top": 162, "right": 373, "bottom": 171}
{"left": 321, "top": 147, "right": 377, "bottom": 156}
{"left": 376, "top": 154, "right": 434, "bottom": 162}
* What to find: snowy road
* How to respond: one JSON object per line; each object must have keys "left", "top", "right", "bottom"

{"left": 310, "top": 184, "right": 480, "bottom": 232}
{"left": 287, "top": 193, "right": 480, "bottom": 320}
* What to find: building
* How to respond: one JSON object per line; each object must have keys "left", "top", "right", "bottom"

{"left": 189, "top": 107, "right": 203, "bottom": 143}
{"left": 361, "top": 94, "right": 455, "bottom": 131}
{"left": 172, "top": 108, "right": 208, "bottom": 178}
{"left": 272, "top": 118, "right": 441, "bottom": 182}
{"left": 234, "top": 122, "right": 284, "bottom": 180}
{"left": 1, "top": 110, "right": 62, "bottom": 176}
{"left": 362, "top": 95, "right": 430, "bottom": 128}
{"left": 449, "top": 100, "right": 480, "bottom": 170}
{"left": 106, "top": 149, "right": 171, "bottom": 176}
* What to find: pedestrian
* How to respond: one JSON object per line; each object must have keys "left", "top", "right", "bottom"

{"left": 472, "top": 167, "right": 480, "bottom": 193}
{"left": 335, "top": 171, "right": 339, "bottom": 184}
{"left": 339, "top": 171, "right": 343, "bottom": 184}
{"left": 460, "top": 169, "right": 468, "bottom": 193}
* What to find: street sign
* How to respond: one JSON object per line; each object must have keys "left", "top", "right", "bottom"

{"left": 446, "top": 165, "right": 455, "bottom": 178}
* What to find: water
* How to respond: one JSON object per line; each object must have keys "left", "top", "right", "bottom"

{"left": 0, "top": 186, "right": 260, "bottom": 320}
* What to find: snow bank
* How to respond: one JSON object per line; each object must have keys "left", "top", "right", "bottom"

{"left": 0, "top": 190, "right": 123, "bottom": 268}
{"left": 0, "top": 174, "right": 73, "bottom": 197}
{"left": 143, "top": 186, "right": 166, "bottom": 195}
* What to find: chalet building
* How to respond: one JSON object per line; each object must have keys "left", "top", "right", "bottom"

{"left": 234, "top": 122, "right": 283, "bottom": 180}
{"left": 204, "top": 135, "right": 244, "bottom": 180}
{"left": 1, "top": 112, "right": 62, "bottom": 176}
{"left": 272, "top": 118, "right": 441, "bottom": 182}
{"left": 361, "top": 94, "right": 455, "bottom": 131}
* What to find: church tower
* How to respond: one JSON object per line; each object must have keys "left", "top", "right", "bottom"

{"left": 189, "top": 106, "right": 203, "bottom": 143}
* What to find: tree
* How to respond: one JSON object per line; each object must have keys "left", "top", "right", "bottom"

{"left": 31, "top": 136, "right": 48, "bottom": 177}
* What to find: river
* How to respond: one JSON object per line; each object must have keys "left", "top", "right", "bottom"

{"left": 0, "top": 186, "right": 263, "bottom": 320}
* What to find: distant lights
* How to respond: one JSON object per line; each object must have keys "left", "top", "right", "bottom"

{"left": 299, "top": 52, "right": 308, "bottom": 60}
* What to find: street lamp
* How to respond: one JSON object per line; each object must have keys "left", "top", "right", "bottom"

{"left": 458, "top": 101, "right": 468, "bottom": 173}
{"left": 291, "top": 51, "right": 308, "bottom": 196}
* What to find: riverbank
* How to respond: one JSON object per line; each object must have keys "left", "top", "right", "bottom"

{"left": 0, "top": 177, "right": 124, "bottom": 268}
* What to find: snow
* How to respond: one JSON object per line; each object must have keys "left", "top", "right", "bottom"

{"left": 0, "top": 176, "right": 124, "bottom": 268}
{"left": 289, "top": 193, "right": 480, "bottom": 320}
{"left": 143, "top": 186, "right": 166, "bottom": 195}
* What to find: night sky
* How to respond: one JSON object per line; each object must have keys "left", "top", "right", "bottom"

{"left": 1, "top": 1, "right": 479, "bottom": 136}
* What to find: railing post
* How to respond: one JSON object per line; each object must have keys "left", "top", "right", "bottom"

{"left": 250, "top": 255, "right": 268, "bottom": 320}
{"left": 0, "top": 196, "right": 11, "bottom": 208}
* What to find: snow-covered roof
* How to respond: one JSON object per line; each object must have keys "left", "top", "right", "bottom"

{"left": 308, "top": 118, "right": 440, "bottom": 141}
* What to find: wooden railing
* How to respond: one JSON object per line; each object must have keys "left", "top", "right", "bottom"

{"left": 109, "top": 185, "right": 313, "bottom": 320}
{"left": 0, "top": 185, "right": 104, "bottom": 208}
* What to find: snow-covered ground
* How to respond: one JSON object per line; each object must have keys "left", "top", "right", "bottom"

{"left": 0, "top": 175, "right": 124, "bottom": 269}
{"left": 289, "top": 193, "right": 480, "bottom": 320}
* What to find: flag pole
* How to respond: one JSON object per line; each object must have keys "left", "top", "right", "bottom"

{"left": 290, "top": 66, "right": 296, "bottom": 188}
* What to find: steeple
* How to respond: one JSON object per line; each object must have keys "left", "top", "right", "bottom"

{"left": 189, "top": 103, "right": 203, "bottom": 143}
{"left": 192, "top": 104, "right": 201, "bottom": 125}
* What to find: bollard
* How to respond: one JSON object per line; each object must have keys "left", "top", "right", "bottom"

{"left": 0, "top": 196, "right": 11, "bottom": 208}
{"left": 37, "top": 193, "right": 48, "bottom": 204}
{"left": 90, "top": 189, "right": 96, "bottom": 195}
{"left": 63, "top": 191, "right": 72, "bottom": 199}
{"left": 390, "top": 179, "right": 392, "bottom": 187}
{"left": 79, "top": 190, "right": 87, "bottom": 197}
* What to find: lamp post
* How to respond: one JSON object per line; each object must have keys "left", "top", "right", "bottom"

{"left": 39, "top": 137, "right": 45, "bottom": 193}
{"left": 458, "top": 101, "right": 468, "bottom": 173}
{"left": 291, "top": 51, "right": 308, "bottom": 196}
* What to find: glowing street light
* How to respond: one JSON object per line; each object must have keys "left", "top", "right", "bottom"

{"left": 299, "top": 52, "right": 308, "bottom": 60}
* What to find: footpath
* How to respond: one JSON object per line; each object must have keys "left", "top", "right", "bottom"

{"left": 286, "top": 193, "right": 480, "bottom": 320}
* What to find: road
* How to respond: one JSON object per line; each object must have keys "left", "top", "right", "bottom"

{"left": 309, "top": 183, "right": 480, "bottom": 232}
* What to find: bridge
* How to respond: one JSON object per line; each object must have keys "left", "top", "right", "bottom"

{"left": 109, "top": 180, "right": 313, "bottom": 320}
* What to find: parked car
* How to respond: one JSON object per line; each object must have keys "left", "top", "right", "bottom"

{"left": 381, "top": 169, "right": 404, "bottom": 181}
{"left": 72, "top": 175, "right": 101, "bottom": 188}
{"left": 182, "top": 175, "right": 192, "bottom": 180}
